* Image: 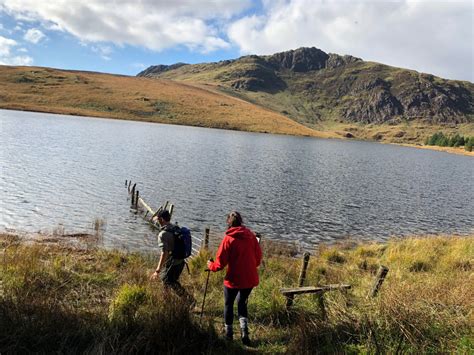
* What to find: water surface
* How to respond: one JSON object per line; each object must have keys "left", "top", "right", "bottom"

{"left": 1, "top": 109, "right": 473, "bottom": 251}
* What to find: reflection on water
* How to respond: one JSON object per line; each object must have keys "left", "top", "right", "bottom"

{"left": 1, "top": 109, "right": 473, "bottom": 252}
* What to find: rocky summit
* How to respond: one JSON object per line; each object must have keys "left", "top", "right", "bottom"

{"left": 138, "top": 47, "right": 473, "bottom": 126}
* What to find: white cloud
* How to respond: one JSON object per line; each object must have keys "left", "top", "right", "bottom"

{"left": 228, "top": 0, "right": 473, "bottom": 81}
{"left": 131, "top": 62, "right": 146, "bottom": 69}
{"left": 24, "top": 28, "right": 46, "bottom": 43}
{"left": 91, "top": 44, "right": 113, "bottom": 60}
{"left": 0, "top": 35, "right": 16, "bottom": 56}
{"left": 0, "top": 54, "right": 33, "bottom": 65}
{"left": 0, "top": 35, "right": 33, "bottom": 64}
{"left": 1, "top": 0, "right": 251, "bottom": 53}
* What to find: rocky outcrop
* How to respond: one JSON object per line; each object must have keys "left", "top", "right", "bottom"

{"left": 266, "top": 47, "right": 329, "bottom": 72}
{"left": 326, "top": 53, "right": 362, "bottom": 69}
{"left": 137, "top": 63, "right": 188, "bottom": 77}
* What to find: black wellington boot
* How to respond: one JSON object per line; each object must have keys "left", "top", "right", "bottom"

{"left": 241, "top": 327, "right": 250, "bottom": 346}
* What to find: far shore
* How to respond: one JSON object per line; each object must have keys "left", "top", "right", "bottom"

{"left": 2, "top": 106, "right": 473, "bottom": 158}
{"left": 394, "top": 143, "right": 474, "bottom": 157}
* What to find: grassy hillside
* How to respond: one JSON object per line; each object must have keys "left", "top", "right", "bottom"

{"left": 140, "top": 48, "right": 474, "bottom": 146}
{"left": 0, "top": 65, "right": 326, "bottom": 137}
{"left": 1, "top": 233, "right": 472, "bottom": 353}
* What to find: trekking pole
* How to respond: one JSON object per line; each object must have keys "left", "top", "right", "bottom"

{"left": 200, "top": 258, "right": 213, "bottom": 324}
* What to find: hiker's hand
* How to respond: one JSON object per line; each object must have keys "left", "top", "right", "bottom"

{"left": 206, "top": 260, "right": 213, "bottom": 270}
{"left": 150, "top": 270, "right": 159, "bottom": 280}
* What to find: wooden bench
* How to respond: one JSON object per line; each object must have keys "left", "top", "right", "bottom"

{"left": 280, "top": 284, "right": 351, "bottom": 317}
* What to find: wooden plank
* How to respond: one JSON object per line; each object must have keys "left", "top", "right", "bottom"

{"left": 280, "top": 284, "right": 351, "bottom": 296}
{"left": 138, "top": 197, "right": 154, "bottom": 215}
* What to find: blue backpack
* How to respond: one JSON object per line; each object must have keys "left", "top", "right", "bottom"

{"left": 171, "top": 225, "right": 192, "bottom": 259}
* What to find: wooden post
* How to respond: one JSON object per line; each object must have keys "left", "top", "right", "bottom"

{"left": 368, "top": 265, "right": 389, "bottom": 298}
{"left": 128, "top": 180, "right": 131, "bottom": 192}
{"left": 256, "top": 232, "right": 265, "bottom": 268}
{"left": 135, "top": 190, "right": 139, "bottom": 209}
{"left": 298, "top": 252, "right": 311, "bottom": 287}
{"left": 130, "top": 183, "right": 136, "bottom": 206}
{"left": 168, "top": 204, "right": 174, "bottom": 217}
{"left": 287, "top": 252, "right": 311, "bottom": 308}
{"left": 125, "top": 179, "right": 127, "bottom": 186}
{"left": 317, "top": 294, "right": 327, "bottom": 320}
{"left": 202, "top": 227, "right": 210, "bottom": 250}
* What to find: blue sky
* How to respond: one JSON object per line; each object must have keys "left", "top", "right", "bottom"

{"left": 0, "top": 0, "right": 472, "bottom": 81}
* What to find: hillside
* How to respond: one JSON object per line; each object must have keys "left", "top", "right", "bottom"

{"left": 0, "top": 65, "right": 325, "bottom": 137}
{"left": 139, "top": 47, "right": 474, "bottom": 143}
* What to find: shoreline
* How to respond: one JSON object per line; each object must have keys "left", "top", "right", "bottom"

{"left": 393, "top": 142, "right": 474, "bottom": 157}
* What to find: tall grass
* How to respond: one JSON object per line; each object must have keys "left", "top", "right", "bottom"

{"left": 0, "top": 234, "right": 472, "bottom": 353}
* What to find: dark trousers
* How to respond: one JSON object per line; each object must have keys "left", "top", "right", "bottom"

{"left": 160, "top": 262, "right": 189, "bottom": 299}
{"left": 224, "top": 286, "right": 253, "bottom": 326}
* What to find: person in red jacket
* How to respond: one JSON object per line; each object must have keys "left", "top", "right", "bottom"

{"left": 207, "top": 211, "right": 262, "bottom": 345}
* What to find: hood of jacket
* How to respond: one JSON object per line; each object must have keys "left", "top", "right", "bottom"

{"left": 225, "top": 226, "right": 254, "bottom": 240}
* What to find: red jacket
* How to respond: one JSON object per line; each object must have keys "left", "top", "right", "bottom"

{"left": 208, "top": 226, "right": 262, "bottom": 289}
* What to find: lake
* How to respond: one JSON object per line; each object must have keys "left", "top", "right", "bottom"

{"left": 1, "top": 109, "right": 473, "bottom": 252}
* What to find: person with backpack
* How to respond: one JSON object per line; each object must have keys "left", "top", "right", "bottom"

{"left": 207, "top": 211, "right": 262, "bottom": 346}
{"left": 150, "top": 209, "right": 192, "bottom": 303}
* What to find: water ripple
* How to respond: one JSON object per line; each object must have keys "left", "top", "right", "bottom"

{"left": 1, "top": 109, "right": 473, "bottom": 252}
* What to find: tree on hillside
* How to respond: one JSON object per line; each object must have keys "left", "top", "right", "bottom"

{"left": 465, "top": 137, "right": 474, "bottom": 152}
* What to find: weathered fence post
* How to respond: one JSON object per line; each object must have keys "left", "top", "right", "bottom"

{"left": 135, "top": 190, "right": 139, "bottom": 209}
{"left": 368, "top": 265, "right": 389, "bottom": 298}
{"left": 168, "top": 204, "right": 174, "bottom": 217}
{"left": 255, "top": 232, "right": 266, "bottom": 268}
{"left": 298, "top": 252, "right": 311, "bottom": 287}
{"left": 125, "top": 179, "right": 127, "bottom": 186}
{"left": 128, "top": 180, "right": 131, "bottom": 192}
{"left": 130, "top": 183, "right": 136, "bottom": 206}
{"left": 202, "top": 227, "right": 210, "bottom": 250}
{"left": 286, "top": 252, "right": 311, "bottom": 308}
{"left": 317, "top": 293, "right": 327, "bottom": 320}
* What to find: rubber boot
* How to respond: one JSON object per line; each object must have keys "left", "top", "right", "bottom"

{"left": 239, "top": 317, "right": 250, "bottom": 346}
{"left": 225, "top": 324, "right": 233, "bottom": 341}
{"left": 240, "top": 327, "right": 250, "bottom": 346}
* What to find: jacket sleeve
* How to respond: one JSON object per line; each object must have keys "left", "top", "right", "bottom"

{"left": 255, "top": 237, "right": 262, "bottom": 267}
{"left": 209, "top": 236, "right": 229, "bottom": 272}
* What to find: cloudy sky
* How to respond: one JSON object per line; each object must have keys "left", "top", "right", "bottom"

{"left": 0, "top": 0, "right": 472, "bottom": 81}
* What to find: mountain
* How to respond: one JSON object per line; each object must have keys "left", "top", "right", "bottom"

{"left": 138, "top": 47, "right": 474, "bottom": 132}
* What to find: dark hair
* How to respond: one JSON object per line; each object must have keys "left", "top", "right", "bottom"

{"left": 157, "top": 209, "right": 171, "bottom": 222}
{"left": 227, "top": 211, "right": 243, "bottom": 227}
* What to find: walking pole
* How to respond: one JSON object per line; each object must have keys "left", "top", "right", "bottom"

{"left": 200, "top": 258, "right": 213, "bottom": 324}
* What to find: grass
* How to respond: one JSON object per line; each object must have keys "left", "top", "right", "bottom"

{"left": 0, "top": 65, "right": 322, "bottom": 138}
{"left": 1, "top": 233, "right": 472, "bottom": 353}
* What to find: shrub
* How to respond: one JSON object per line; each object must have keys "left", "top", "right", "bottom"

{"left": 325, "top": 250, "right": 346, "bottom": 264}
{"left": 108, "top": 284, "right": 149, "bottom": 324}
{"left": 425, "top": 132, "right": 471, "bottom": 149}
{"left": 465, "top": 137, "right": 474, "bottom": 152}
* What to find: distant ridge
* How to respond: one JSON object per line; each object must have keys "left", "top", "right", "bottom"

{"left": 138, "top": 46, "right": 474, "bottom": 126}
